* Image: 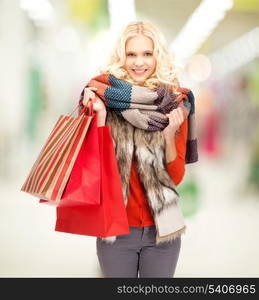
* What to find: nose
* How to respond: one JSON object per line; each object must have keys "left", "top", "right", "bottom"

{"left": 134, "top": 56, "right": 144, "bottom": 67}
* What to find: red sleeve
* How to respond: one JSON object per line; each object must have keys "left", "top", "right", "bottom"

{"left": 166, "top": 118, "right": 188, "bottom": 186}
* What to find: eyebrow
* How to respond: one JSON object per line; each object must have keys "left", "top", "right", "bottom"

{"left": 126, "top": 50, "right": 153, "bottom": 53}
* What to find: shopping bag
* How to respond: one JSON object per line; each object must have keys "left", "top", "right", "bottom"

{"left": 55, "top": 125, "right": 130, "bottom": 238}
{"left": 21, "top": 101, "right": 94, "bottom": 205}
{"left": 57, "top": 112, "right": 101, "bottom": 206}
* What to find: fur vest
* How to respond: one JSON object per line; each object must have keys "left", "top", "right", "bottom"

{"left": 102, "top": 108, "right": 186, "bottom": 245}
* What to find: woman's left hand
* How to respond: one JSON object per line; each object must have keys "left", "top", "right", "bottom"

{"left": 162, "top": 107, "right": 184, "bottom": 140}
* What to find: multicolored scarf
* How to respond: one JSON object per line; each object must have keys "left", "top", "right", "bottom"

{"left": 79, "top": 74, "right": 198, "bottom": 164}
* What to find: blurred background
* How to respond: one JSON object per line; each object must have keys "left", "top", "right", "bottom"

{"left": 1, "top": 0, "right": 259, "bottom": 277}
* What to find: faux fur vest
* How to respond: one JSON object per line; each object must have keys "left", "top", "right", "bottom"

{"left": 102, "top": 108, "right": 186, "bottom": 245}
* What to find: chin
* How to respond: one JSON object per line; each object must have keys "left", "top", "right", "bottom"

{"left": 131, "top": 75, "right": 149, "bottom": 83}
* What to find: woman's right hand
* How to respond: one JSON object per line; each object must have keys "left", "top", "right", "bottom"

{"left": 83, "top": 87, "right": 106, "bottom": 114}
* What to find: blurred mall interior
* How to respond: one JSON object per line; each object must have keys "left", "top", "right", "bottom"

{"left": 0, "top": 0, "right": 259, "bottom": 277}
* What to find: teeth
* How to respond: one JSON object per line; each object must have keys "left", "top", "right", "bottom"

{"left": 133, "top": 69, "right": 147, "bottom": 73}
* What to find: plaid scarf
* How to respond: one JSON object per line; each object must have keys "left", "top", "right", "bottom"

{"left": 79, "top": 74, "right": 198, "bottom": 164}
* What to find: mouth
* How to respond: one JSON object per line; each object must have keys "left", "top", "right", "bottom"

{"left": 132, "top": 69, "right": 148, "bottom": 75}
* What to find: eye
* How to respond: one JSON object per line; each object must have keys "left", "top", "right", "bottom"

{"left": 127, "top": 53, "right": 135, "bottom": 56}
{"left": 145, "top": 52, "right": 153, "bottom": 56}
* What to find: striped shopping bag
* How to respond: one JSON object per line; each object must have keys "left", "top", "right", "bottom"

{"left": 21, "top": 101, "right": 94, "bottom": 205}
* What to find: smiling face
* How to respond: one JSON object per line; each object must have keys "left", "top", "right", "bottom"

{"left": 124, "top": 34, "right": 156, "bottom": 85}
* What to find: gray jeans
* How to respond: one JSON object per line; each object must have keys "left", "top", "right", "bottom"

{"left": 96, "top": 226, "right": 181, "bottom": 278}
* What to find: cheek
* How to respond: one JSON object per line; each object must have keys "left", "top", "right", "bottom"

{"left": 125, "top": 59, "right": 133, "bottom": 70}
{"left": 149, "top": 59, "right": 156, "bottom": 71}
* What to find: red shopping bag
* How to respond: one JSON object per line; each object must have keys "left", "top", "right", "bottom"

{"left": 55, "top": 125, "right": 130, "bottom": 238}
{"left": 21, "top": 102, "right": 94, "bottom": 205}
{"left": 57, "top": 112, "right": 101, "bottom": 206}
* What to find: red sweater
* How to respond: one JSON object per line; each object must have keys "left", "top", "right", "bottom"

{"left": 126, "top": 119, "right": 188, "bottom": 227}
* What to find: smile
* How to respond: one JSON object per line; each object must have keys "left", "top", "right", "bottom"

{"left": 132, "top": 69, "right": 148, "bottom": 75}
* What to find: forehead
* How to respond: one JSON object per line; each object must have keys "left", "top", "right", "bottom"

{"left": 125, "top": 35, "right": 154, "bottom": 52}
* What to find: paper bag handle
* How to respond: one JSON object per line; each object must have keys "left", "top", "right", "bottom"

{"left": 69, "top": 100, "right": 93, "bottom": 117}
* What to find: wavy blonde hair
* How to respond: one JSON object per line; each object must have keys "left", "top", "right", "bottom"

{"left": 99, "top": 21, "right": 180, "bottom": 92}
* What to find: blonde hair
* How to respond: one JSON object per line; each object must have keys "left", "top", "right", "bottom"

{"left": 99, "top": 21, "right": 180, "bottom": 92}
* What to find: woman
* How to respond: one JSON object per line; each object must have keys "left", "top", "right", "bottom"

{"left": 79, "top": 21, "right": 198, "bottom": 278}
